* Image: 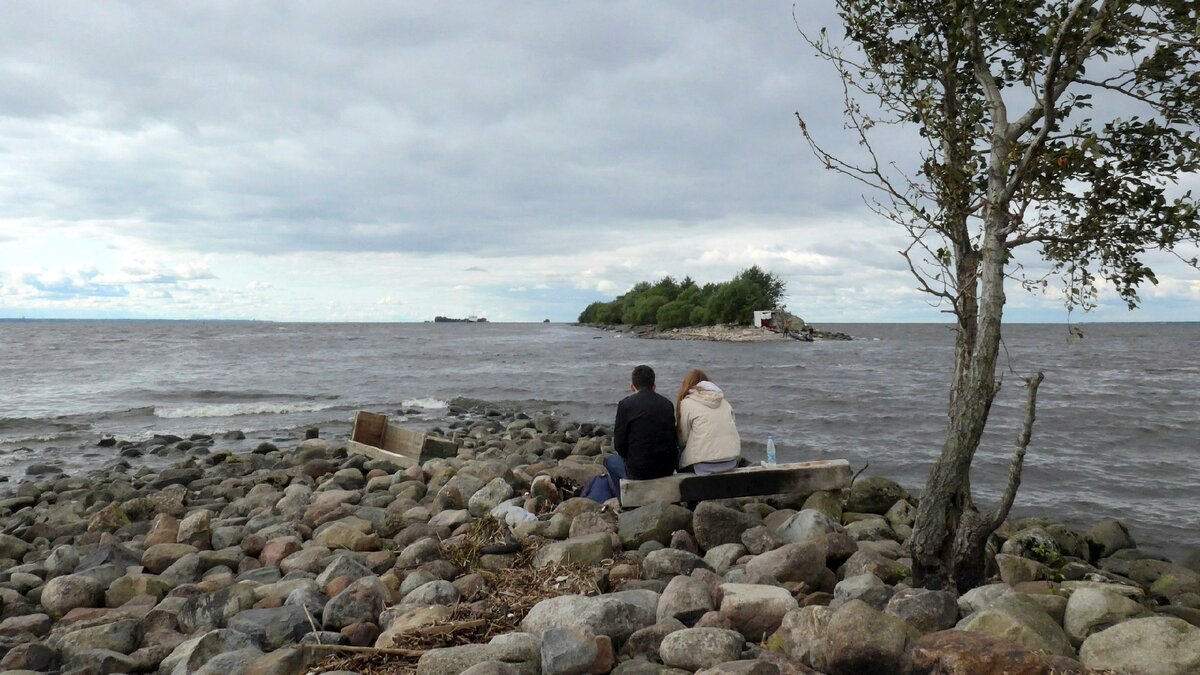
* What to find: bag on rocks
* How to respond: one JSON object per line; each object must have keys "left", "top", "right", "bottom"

{"left": 581, "top": 472, "right": 620, "bottom": 503}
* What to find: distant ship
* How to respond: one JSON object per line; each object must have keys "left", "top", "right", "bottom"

{"left": 433, "top": 315, "right": 488, "bottom": 323}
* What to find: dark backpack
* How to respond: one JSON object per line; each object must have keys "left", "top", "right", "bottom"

{"left": 581, "top": 471, "right": 620, "bottom": 503}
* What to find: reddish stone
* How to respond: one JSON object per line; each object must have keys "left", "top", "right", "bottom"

{"left": 608, "top": 563, "right": 641, "bottom": 584}
{"left": 800, "top": 592, "right": 833, "bottom": 607}
{"left": 238, "top": 556, "right": 263, "bottom": 574}
{"left": 145, "top": 514, "right": 181, "bottom": 546}
{"left": 302, "top": 459, "right": 337, "bottom": 479}
{"left": 366, "top": 469, "right": 389, "bottom": 480}
{"left": 254, "top": 596, "right": 284, "bottom": 610}
{"left": 0, "top": 613, "right": 52, "bottom": 638}
{"left": 0, "top": 642, "right": 57, "bottom": 671}
{"left": 325, "top": 575, "right": 353, "bottom": 598}
{"left": 340, "top": 622, "right": 381, "bottom": 647}
{"left": 241, "top": 533, "right": 266, "bottom": 558}
{"left": 912, "top": 630, "right": 1092, "bottom": 675}
{"left": 259, "top": 537, "right": 303, "bottom": 567}
{"left": 590, "top": 635, "right": 615, "bottom": 674}
{"left": 806, "top": 532, "right": 859, "bottom": 567}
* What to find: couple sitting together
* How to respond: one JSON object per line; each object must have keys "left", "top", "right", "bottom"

{"left": 604, "top": 364, "right": 741, "bottom": 486}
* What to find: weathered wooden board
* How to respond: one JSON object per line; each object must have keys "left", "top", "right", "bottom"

{"left": 348, "top": 411, "right": 459, "bottom": 466}
{"left": 619, "top": 459, "right": 852, "bottom": 507}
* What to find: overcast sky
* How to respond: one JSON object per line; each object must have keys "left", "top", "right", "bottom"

{"left": 0, "top": 2, "right": 1196, "bottom": 322}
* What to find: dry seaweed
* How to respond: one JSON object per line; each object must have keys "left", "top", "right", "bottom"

{"left": 312, "top": 518, "right": 631, "bottom": 673}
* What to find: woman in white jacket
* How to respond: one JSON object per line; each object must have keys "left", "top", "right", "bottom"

{"left": 675, "top": 369, "right": 741, "bottom": 474}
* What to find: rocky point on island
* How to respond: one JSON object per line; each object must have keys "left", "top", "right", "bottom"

{"left": 1, "top": 406, "right": 1198, "bottom": 675}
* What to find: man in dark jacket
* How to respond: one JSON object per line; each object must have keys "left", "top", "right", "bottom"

{"left": 609, "top": 365, "right": 678, "bottom": 480}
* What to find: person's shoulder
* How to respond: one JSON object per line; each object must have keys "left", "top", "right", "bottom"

{"left": 650, "top": 391, "right": 674, "bottom": 408}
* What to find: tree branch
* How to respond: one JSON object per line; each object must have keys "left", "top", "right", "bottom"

{"left": 989, "top": 371, "right": 1045, "bottom": 530}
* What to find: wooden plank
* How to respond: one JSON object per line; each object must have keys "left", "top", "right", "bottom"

{"left": 619, "top": 459, "right": 852, "bottom": 508}
{"left": 346, "top": 439, "right": 417, "bottom": 469}
{"left": 351, "top": 411, "right": 388, "bottom": 447}
{"left": 348, "top": 411, "right": 459, "bottom": 466}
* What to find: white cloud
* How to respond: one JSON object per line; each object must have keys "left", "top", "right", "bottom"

{"left": 0, "top": 3, "right": 1194, "bottom": 322}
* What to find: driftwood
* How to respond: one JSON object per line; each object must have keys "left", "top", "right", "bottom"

{"left": 304, "top": 643, "right": 425, "bottom": 658}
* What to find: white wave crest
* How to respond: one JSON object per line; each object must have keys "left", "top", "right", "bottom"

{"left": 401, "top": 398, "right": 448, "bottom": 409}
{"left": 154, "top": 402, "right": 336, "bottom": 419}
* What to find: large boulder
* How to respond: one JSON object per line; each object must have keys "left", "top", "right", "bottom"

{"left": 833, "top": 574, "right": 893, "bottom": 610}
{"left": 107, "top": 573, "right": 172, "bottom": 607}
{"left": 658, "top": 575, "right": 716, "bottom": 626}
{"left": 1080, "top": 616, "right": 1200, "bottom": 675}
{"left": 844, "top": 477, "right": 909, "bottom": 515}
{"left": 160, "top": 629, "right": 259, "bottom": 675}
{"left": 769, "top": 606, "right": 832, "bottom": 672}
{"left": 316, "top": 555, "right": 375, "bottom": 590}
{"left": 177, "top": 509, "right": 214, "bottom": 549}
{"left": 744, "top": 543, "right": 825, "bottom": 588}
{"left": 956, "top": 583, "right": 1013, "bottom": 616}
{"left": 417, "top": 633, "right": 540, "bottom": 675}
{"left": 1000, "top": 527, "right": 1061, "bottom": 565}
{"left": 1063, "top": 587, "right": 1150, "bottom": 647}
{"left": 885, "top": 588, "right": 959, "bottom": 633}
{"left": 50, "top": 618, "right": 142, "bottom": 661}
{"left": 541, "top": 626, "right": 598, "bottom": 675}
{"left": 533, "top": 533, "right": 614, "bottom": 569}
{"left": 179, "top": 584, "right": 258, "bottom": 634}
{"left": 774, "top": 510, "right": 841, "bottom": 545}
{"left": 718, "top": 583, "right": 798, "bottom": 641}
{"left": 956, "top": 594, "right": 1074, "bottom": 658}
{"left": 1086, "top": 519, "right": 1136, "bottom": 560}
{"left": 693, "top": 503, "right": 761, "bottom": 552}
{"left": 704, "top": 544, "right": 748, "bottom": 575}
{"left": 824, "top": 600, "right": 920, "bottom": 675}
{"left": 521, "top": 594, "right": 655, "bottom": 645}
{"left": 143, "top": 543, "right": 200, "bottom": 574}
{"left": 468, "top": 478, "right": 515, "bottom": 518}
{"left": 619, "top": 502, "right": 694, "bottom": 549}
{"left": 839, "top": 550, "right": 909, "bottom": 585}
{"left": 643, "top": 548, "right": 712, "bottom": 580}
{"left": 227, "top": 605, "right": 312, "bottom": 650}
{"left": 620, "top": 618, "right": 687, "bottom": 662}
{"left": 322, "top": 576, "right": 389, "bottom": 630}
{"left": 659, "top": 628, "right": 745, "bottom": 671}
{"left": 41, "top": 574, "right": 104, "bottom": 619}
{"left": 401, "top": 580, "right": 461, "bottom": 607}
{"left": 0, "top": 533, "right": 32, "bottom": 560}
{"left": 912, "top": 630, "right": 1090, "bottom": 675}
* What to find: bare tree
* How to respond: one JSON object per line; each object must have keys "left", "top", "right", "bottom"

{"left": 797, "top": 1, "right": 1200, "bottom": 591}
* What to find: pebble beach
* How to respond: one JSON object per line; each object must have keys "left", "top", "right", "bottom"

{"left": 1, "top": 401, "right": 1198, "bottom": 675}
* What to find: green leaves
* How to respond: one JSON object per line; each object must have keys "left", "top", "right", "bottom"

{"left": 577, "top": 266, "right": 788, "bottom": 329}
{"left": 815, "top": 0, "right": 1200, "bottom": 312}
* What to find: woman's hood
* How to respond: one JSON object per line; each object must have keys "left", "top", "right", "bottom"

{"left": 688, "top": 380, "right": 725, "bottom": 408}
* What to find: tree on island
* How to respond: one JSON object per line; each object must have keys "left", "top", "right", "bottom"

{"left": 578, "top": 266, "right": 787, "bottom": 329}
{"left": 801, "top": 1, "right": 1200, "bottom": 591}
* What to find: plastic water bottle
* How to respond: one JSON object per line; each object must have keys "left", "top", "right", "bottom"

{"left": 766, "top": 435, "right": 777, "bottom": 466}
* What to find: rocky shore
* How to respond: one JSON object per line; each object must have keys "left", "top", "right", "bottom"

{"left": 579, "top": 324, "right": 853, "bottom": 342}
{"left": 1, "top": 404, "right": 1198, "bottom": 675}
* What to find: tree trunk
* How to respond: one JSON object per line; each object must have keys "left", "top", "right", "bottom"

{"left": 912, "top": 211, "right": 1008, "bottom": 592}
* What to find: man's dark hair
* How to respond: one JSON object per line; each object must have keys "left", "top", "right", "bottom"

{"left": 631, "top": 365, "right": 655, "bottom": 391}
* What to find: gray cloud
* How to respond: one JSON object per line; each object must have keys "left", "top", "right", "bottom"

{"left": 0, "top": 1, "right": 864, "bottom": 259}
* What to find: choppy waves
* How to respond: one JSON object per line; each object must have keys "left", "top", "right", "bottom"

{"left": 400, "top": 398, "right": 448, "bottom": 410}
{"left": 153, "top": 401, "right": 342, "bottom": 419}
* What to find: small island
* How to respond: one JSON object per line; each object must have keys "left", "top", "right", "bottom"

{"left": 433, "top": 315, "right": 488, "bottom": 323}
{"left": 577, "top": 267, "right": 850, "bottom": 341}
